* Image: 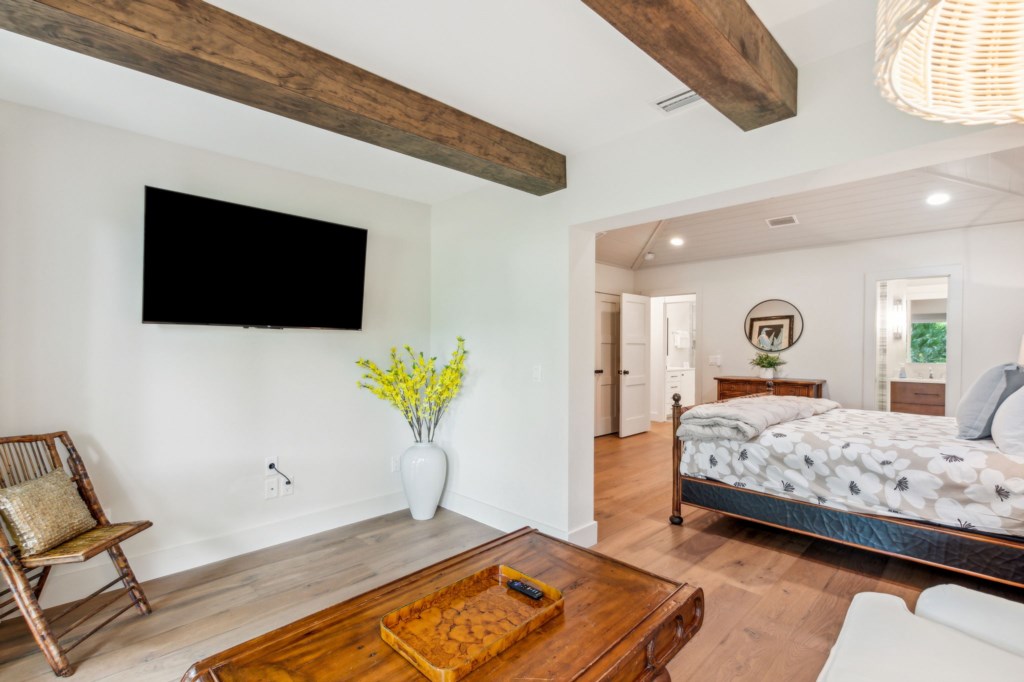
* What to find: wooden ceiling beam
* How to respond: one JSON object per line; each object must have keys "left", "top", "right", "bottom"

{"left": 0, "top": 0, "right": 567, "bottom": 195}
{"left": 582, "top": 0, "right": 797, "bottom": 131}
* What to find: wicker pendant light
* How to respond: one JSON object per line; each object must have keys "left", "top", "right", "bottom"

{"left": 876, "top": 0, "right": 1024, "bottom": 125}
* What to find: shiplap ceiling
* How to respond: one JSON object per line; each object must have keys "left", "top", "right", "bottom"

{"left": 597, "top": 146, "right": 1024, "bottom": 269}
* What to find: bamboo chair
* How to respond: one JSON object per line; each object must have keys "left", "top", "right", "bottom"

{"left": 0, "top": 432, "right": 152, "bottom": 676}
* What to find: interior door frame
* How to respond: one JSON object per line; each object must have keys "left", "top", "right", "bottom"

{"left": 861, "top": 265, "right": 963, "bottom": 412}
{"left": 594, "top": 292, "right": 620, "bottom": 437}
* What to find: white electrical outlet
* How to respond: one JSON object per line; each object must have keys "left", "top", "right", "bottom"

{"left": 264, "top": 477, "right": 278, "bottom": 499}
{"left": 280, "top": 479, "right": 294, "bottom": 496}
{"left": 390, "top": 455, "right": 399, "bottom": 473}
{"left": 264, "top": 456, "right": 278, "bottom": 475}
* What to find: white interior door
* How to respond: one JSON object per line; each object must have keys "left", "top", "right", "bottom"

{"left": 594, "top": 293, "right": 619, "bottom": 436}
{"left": 618, "top": 293, "right": 651, "bottom": 438}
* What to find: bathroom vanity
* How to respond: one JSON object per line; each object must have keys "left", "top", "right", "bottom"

{"left": 890, "top": 379, "right": 946, "bottom": 416}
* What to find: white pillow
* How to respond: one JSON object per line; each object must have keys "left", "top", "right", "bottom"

{"left": 992, "top": 385, "right": 1024, "bottom": 456}
{"left": 956, "top": 364, "right": 1024, "bottom": 439}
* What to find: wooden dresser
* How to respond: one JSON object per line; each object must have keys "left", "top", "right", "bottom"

{"left": 715, "top": 376, "right": 826, "bottom": 400}
{"left": 890, "top": 380, "right": 946, "bottom": 416}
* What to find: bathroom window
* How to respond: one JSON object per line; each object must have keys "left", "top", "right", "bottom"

{"left": 908, "top": 295, "right": 947, "bottom": 364}
{"left": 910, "top": 321, "right": 946, "bottom": 363}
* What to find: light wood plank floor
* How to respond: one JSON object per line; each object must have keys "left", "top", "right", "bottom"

{"left": 0, "top": 511, "right": 504, "bottom": 681}
{"left": 594, "top": 422, "right": 1024, "bottom": 682}
{"left": 2, "top": 423, "right": 1022, "bottom": 680}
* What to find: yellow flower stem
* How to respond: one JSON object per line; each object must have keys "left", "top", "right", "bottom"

{"left": 356, "top": 337, "right": 466, "bottom": 443}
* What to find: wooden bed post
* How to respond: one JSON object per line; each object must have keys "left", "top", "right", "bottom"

{"left": 670, "top": 394, "right": 684, "bottom": 525}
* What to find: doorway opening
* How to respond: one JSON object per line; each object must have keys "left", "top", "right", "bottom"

{"left": 863, "top": 265, "right": 963, "bottom": 415}
{"left": 875, "top": 276, "right": 949, "bottom": 414}
{"left": 650, "top": 294, "right": 697, "bottom": 422}
{"left": 594, "top": 291, "right": 700, "bottom": 437}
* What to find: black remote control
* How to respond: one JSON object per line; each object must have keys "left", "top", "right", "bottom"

{"left": 507, "top": 579, "right": 543, "bottom": 600}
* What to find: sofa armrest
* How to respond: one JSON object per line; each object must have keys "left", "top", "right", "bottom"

{"left": 818, "top": 592, "right": 1023, "bottom": 681}
{"left": 916, "top": 584, "right": 1024, "bottom": 657}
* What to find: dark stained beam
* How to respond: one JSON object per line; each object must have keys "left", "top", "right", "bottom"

{"left": 0, "top": 0, "right": 567, "bottom": 195}
{"left": 582, "top": 0, "right": 797, "bottom": 131}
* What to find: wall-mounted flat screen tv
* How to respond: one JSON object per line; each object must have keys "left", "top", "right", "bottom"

{"left": 143, "top": 187, "right": 367, "bottom": 330}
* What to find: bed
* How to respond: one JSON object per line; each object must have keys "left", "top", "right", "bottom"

{"left": 669, "top": 394, "right": 1024, "bottom": 588}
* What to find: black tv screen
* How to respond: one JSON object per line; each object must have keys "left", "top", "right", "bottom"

{"left": 142, "top": 187, "right": 367, "bottom": 330}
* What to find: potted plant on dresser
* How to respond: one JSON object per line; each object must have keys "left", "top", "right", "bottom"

{"left": 356, "top": 338, "right": 467, "bottom": 520}
{"left": 750, "top": 352, "right": 786, "bottom": 380}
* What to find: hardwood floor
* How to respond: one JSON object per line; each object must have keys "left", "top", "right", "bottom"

{"left": 593, "top": 422, "right": 1024, "bottom": 681}
{"left": 2, "top": 423, "right": 1022, "bottom": 680}
{"left": 0, "top": 511, "right": 503, "bottom": 681}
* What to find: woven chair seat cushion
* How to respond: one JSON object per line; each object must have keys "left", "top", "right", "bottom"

{"left": 0, "top": 469, "right": 97, "bottom": 556}
{"left": 19, "top": 521, "right": 153, "bottom": 568}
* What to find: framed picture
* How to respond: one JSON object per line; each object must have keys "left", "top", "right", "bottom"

{"left": 748, "top": 315, "right": 794, "bottom": 351}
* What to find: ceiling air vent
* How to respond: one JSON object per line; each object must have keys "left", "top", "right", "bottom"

{"left": 765, "top": 214, "right": 799, "bottom": 229}
{"left": 654, "top": 89, "right": 702, "bottom": 114}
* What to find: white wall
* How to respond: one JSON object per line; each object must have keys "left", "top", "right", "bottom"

{"left": 595, "top": 263, "right": 635, "bottom": 295}
{"left": 635, "top": 224, "right": 1024, "bottom": 408}
{"left": 0, "top": 101, "right": 432, "bottom": 605}
{"left": 429, "top": 187, "right": 592, "bottom": 540}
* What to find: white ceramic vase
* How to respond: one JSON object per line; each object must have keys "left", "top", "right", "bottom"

{"left": 400, "top": 442, "right": 447, "bottom": 520}
{"left": 760, "top": 367, "right": 775, "bottom": 379}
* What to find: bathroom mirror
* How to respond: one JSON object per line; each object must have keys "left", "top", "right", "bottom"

{"left": 744, "top": 299, "right": 804, "bottom": 351}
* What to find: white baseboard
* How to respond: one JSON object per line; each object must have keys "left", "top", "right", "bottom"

{"left": 439, "top": 490, "right": 564, "bottom": 538}
{"left": 440, "top": 490, "right": 598, "bottom": 547}
{"left": 568, "top": 520, "right": 598, "bottom": 547}
{"left": 34, "top": 492, "right": 408, "bottom": 609}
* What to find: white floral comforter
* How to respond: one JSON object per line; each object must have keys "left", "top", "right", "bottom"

{"left": 680, "top": 408, "right": 1024, "bottom": 538}
{"left": 678, "top": 395, "right": 841, "bottom": 442}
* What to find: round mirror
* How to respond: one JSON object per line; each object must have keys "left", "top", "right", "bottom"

{"left": 744, "top": 299, "right": 804, "bottom": 351}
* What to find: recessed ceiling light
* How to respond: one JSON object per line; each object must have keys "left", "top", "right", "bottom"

{"left": 669, "top": 236, "right": 684, "bottom": 247}
{"left": 926, "top": 192, "right": 951, "bottom": 206}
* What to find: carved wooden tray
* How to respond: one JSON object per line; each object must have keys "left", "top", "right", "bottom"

{"left": 379, "top": 564, "right": 563, "bottom": 681}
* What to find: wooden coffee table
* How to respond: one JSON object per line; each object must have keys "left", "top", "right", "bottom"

{"left": 182, "top": 528, "right": 703, "bottom": 681}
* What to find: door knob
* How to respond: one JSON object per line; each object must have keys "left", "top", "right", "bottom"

{"left": 618, "top": 370, "right": 630, "bottom": 375}
{"left": 594, "top": 369, "right": 604, "bottom": 374}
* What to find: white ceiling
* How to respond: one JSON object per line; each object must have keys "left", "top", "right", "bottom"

{"left": 596, "top": 147, "right": 1024, "bottom": 269}
{"left": 0, "top": 0, "right": 874, "bottom": 204}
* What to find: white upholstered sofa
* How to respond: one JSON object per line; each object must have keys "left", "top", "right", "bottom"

{"left": 818, "top": 584, "right": 1024, "bottom": 681}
